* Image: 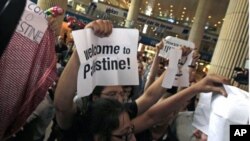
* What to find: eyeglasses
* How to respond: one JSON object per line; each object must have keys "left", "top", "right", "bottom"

{"left": 112, "top": 125, "right": 134, "bottom": 141}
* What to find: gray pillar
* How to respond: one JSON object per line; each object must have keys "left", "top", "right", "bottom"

{"left": 209, "top": 0, "right": 249, "bottom": 91}
{"left": 188, "top": 0, "right": 212, "bottom": 49}
{"left": 125, "top": 0, "right": 141, "bottom": 28}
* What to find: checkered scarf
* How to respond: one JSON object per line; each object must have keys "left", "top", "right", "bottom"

{"left": 0, "top": 28, "right": 58, "bottom": 140}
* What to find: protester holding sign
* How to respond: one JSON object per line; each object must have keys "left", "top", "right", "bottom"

{"left": 144, "top": 39, "right": 166, "bottom": 91}
{"left": 54, "top": 19, "right": 229, "bottom": 141}
{"left": 0, "top": 1, "right": 58, "bottom": 140}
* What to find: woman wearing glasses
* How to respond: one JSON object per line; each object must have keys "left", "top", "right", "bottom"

{"left": 89, "top": 98, "right": 136, "bottom": 141}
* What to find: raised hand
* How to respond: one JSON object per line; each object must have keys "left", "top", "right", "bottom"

{"left": 192, "top": 74, "right": 229, "bottom": 97}
{"left": 155, "top": 39, "right": 164, "bottom": 53}
{"left": 180, "top": 45, "right": 192, "bottom": 57}
{"left": 85, "top": 20, "right": 113, "bottom": 37}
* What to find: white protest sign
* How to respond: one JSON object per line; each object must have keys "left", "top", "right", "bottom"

{"left": 16, "top": 0, "right": 48, "bottom": 44}
{"left": 192, "top": 92, "right": 212, "bottom": 135}
{"left": 208, "top": 85, "right": 250, "bottom": 141}
{"left": 72, "top": 28, "right": 139, "bottom": 97}
{"left": 192, "top": 85, "right": 250, "bottom": 141}
{"left": 161, "top": 48, "right": 181, "bottom": 88}
{"left": 160, "top": 36, "right": 195, "bottom": 88}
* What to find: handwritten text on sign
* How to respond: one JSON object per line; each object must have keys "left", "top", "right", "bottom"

{"left": 16, "top": 0, "right": 48, "bottom": 44}
{"left": 160, "top": 36, "right": 195, "bottom": 88}
{"left": 72, "top": 28, "right": 139, "bottom": 97}
{"left": 159, "top": 36, "right": 195, "bottom": 59}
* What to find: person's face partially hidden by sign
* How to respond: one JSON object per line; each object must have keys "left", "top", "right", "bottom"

{"left": 99, "top": 86, "right": 125, "bottom": 103}
{"left": 111, "top": 112, "right": 136, "bottom": 141}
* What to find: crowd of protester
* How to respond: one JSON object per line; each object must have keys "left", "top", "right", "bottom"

{"left": 0, "top": 0, "right": 236, "bottom": 139}
{"left": 1, "top": 18, "right": 231, "bottom": 141}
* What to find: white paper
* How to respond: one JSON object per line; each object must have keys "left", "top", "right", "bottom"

{"left": 172, "top": 67, "right": 190, "bottom": 87}
{"left": 159, "top": 36, "right": 195, "bottom": 59}
{"left": 16, "top": 0, "right": 48, "bottom": 44}
{"left": 72, "top": 28, "right": 139, "bottom": 97}
{"left": 192, "top": 85, "right": 250, "bottom": 141}
{"left": 208, "top": 113, "right": 230, "bottom": 141}
{"left": 192, "top": 92, "right": 212, "bottom": 135}
{"left": 160, "top": 36, "right": 195, "bottom": 88}
{"left": 211, "top": 85, "right": 249, "bottom": 123}
{"left": 161, "top": 49, "right": 181, "bottom": 88}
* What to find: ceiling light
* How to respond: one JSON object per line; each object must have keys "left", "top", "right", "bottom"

{"left": 208, "top": 16, "right": 212, "bottom": 19}
{"left": 170, "top": 9, "right": 173, "bottom": 12}
{"left": 183, "top": 7, "right": 186, "bottom": 10}
{"left": 180, "top": 18, "right": 183, "bottom": 20}
{"left": 182, "top": 11, "right": 185, "bottom": 14}
{"left": 158, "top": 3, "right": 160, "bottom": 6}
{"left": 159, "top": 7, "right": 161, "bottom": 10}
{"left": 181, "top": 15, "right": 184, "bottom": 17}
{"left": 214, "top": 24, "right": 217, "bottom": 27}
{"left": 142, "top": 24, "right": 148, "bottom": 34}
{"left": 218, "top": 21, "right": 221, "bottom": 24}
{"left": 170, "top": 5, "right": 173, "bottom": 8}
{"left": 146, "top": 1, "right": 148, "bottom": 4}
{"left": 167, "top": 19, "right": 175, "bottom": 23}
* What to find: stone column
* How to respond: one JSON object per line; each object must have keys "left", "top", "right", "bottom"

{"left": 188, "top": 0, "right": 212, "bottom": 49}
{"left": 124, "top": 0, "right": 141, "bottom": 28}
{"left": 37, "top": 0, "right": 68, "bottom": 36}
{"left": 209, "top": 0, "right": 249, "bottom": 91}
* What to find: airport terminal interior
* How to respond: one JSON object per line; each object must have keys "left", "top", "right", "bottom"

{"left": 59, "top": 0, "right": 248, "bottom": 89}
{"left": 0, "top": 0, "right": 249, "bottom": 141}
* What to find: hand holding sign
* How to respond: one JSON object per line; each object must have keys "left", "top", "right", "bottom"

{"left": 193, "top": 85, "right": 250, "bottom": 141}
{"left": 193, "top": 74, "right": 229, "bottom": 96}
{"left": 72, "top": 20, "right": 139, "bottom": 97}
{"left": 84, "top": 20, "right": 113, "bottom": 37}
{"left": 160, "top": 36, "right": 195, "bottom": 88}
{"left": 181, "top": 45, "right": 192, "bottom": 57}
{"left": 155, "top": 39, "right": 164, "bottom": 53}
{"left": 190, "top": 50, "right": 200, "bottom": 66}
